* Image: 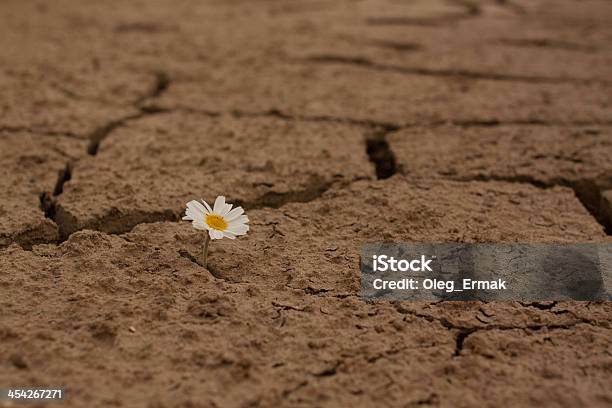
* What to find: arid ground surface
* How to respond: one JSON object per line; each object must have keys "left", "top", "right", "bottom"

{"left": 1, "top": 0, "right": 612, "bottom": 407}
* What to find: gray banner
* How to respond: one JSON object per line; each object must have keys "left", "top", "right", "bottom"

{"left": 361, "top": 243, "right": 612, "bottom": 301}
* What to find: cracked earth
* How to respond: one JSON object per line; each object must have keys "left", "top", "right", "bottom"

{"left": 1, "top": 0, "right": 611, "bottom": 407}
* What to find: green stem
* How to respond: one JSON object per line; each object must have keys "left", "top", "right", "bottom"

{"left": 202, "top": 232, "right": 210, "bottom": 268}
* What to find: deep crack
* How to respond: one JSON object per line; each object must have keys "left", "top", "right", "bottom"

{"left": 453, "top": 330, "right": 475, "bottom": 357}
{"left": 86, "top": 112, "right": 144, "bottom": 155}
{"left": 52, "top": 161, "right": 73, "bottom": 196}
{"left": 54, "top": 207, "right": 179, "bottom": 241}
{"left": 366, "top": 129, "right": 398, "bottom": 179}
{"left": 237, "top": 175, "right": 335, "bottom": 210}
{"left": 519, "top": 301, "right": 558, "bottom": 311}
{"left": 39, "top": 192, "right": 56, "bottom": 222}
{"left": 28, "top": 89, "right": 612, "bottom": 247}
{"left": 34, "top": 71, "right": 175, "bottom": 245}
{"left": 39, "top": 161, "right": 73, "bottom": 232}
{"left": 47, "top": 175, "right": 346, "bottom": 243}
{"left": 134, "top": 71, "right": 171, "bottom": 106}
{"left": 87, "top": 71, "right": 172, "bottom": 155}
{"left": 569, "top": 179, "right": 612, "bottom": 235}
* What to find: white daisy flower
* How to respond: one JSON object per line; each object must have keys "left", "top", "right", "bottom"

{"left": 183, "top": 196, "right": 249, "bottom": 240}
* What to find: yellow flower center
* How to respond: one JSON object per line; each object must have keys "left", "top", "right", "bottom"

{"left": 206, "top": 214, "right": 228, "bottom": 231}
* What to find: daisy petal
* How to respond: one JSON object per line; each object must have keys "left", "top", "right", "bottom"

{"left": 222, "top": 231, "right": 237, "bottom": 239}
{"left": 225, "top": 206, "right": 245, "bottom": 221}
{"left": 213, "top": 196, "right": 226, "bottom": 214}
{"left": 228, "top": 215, "right": 249, "bottom": 227}
{"left": 227, "top": 224, "right": 249, "bottom": 235}
{"left": 209, "top": 229, "right": 225, "bottom": 240}
{"left": 192, "top": 220, "right": 208, "bottom": 231}
{"left": 184, "top": 207, "right": 200, "bottom": 220}
{"left": 214, "top": 196, "right": 232, "bottom": 216}
{"left": 201, "top": 199, "right": 213, "bottom": 213}
{"left": 185, "top": 200, "right": 206, "bottom": 220}
{"left": 186, "top": 200, "right": 205, "bottom": 215}
{"left": 221, "top": 203, "right": 232, "bottom": 216}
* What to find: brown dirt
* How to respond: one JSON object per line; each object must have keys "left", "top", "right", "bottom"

{"left": 1, "top": 1, "right": 611, "bottom": 407}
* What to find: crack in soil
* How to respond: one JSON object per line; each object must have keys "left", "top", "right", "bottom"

{"left": 229, "top": 108, "right": 402, "bottom": 131}
{"left": 494, "top": 0, "right": 527, "bottom": 15}
{"left": 281, "top": 381, "right": 308, "bottom": 399}
{"left": 519, "top": 301, "right": 558, "bottom": 311}
{"left": 394, "top": 303, "right": 608, "bottom": 358}
{"left": 453, "top": 329, "right": 475, "bottom": 357}
{"left": 447, "top": 0, "right": 482, "bottom": 16}
{"left": 86, "top": 112, "right": 145, "bottom": 155}
{"left": 366, "top": 128, "right": 398, "bottom": 179}
{"left": 39, "top": 162, "right": 73, "bottom": 227}
{"left": 238, "top": 175, "right": 335, "bottom": 210}
{"left": 298, "top": 55, "right": 607, "bottom": 85}
{"left": 449, "top": 119, "right": 612, "bottom": 127}
{"left": 0, "top": 126, "right": 83, "bottom": 139}
{"left": 54, "top": 207, "right": 180, "bottom": 241}
{"left": 178, "top": 249, "right": 199, "bottom": 265}
{"left": 37, "top": 137, "right": 612, "bottom": 245}
{"left": 134, "top": 71, "right": 171, "bottom": 106}
{"left": 311, "top": 360, "right": 341, "bottom": 377}
{"left": 175, "top": 248, "right": 240, "bottom": 283}
{"left": 146, "top": 104, "right": 612, "bottom": 130}
{"left": 365, "top": 6, "right": 478, "bottom": 27}
{"left": 88, "top": 71, "right": 172, "bottom": 155}
{"left": 52, "top": 161, "right": 73, "bottom": 196}
{"left": 394, "top": 303, "right": 606, "bottom": 332}
{"left": 46, "top": 174, "right": 352, "bottom": 244}
{"left": 368, "top": 40, "right": 423, "bottom": 52}
{"left": 26, "top": 73, "right": 612, "bottom": 247}
{"left": 497, "top": 38, "right": 598, "bottom": 53}
{"left": 38, "top": 71, "right": 174, "bottom": 242}
{"left": 272, "top": 301, "right": 308, "bottom": 312}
